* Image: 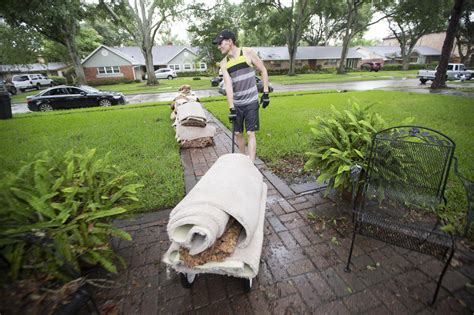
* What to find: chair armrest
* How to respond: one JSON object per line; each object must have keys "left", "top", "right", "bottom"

{"left": 453, "top": 157, "right": 474, "bottom": 238}
{"left": 350, "top": 164, "right": 363, "bottom": 210}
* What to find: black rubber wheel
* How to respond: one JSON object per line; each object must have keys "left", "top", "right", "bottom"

{"left": 419, "top": 79, "right": 428, "bottom": 84}
{"left": 242, "top": 278, "right": 252, "bottom": 293}
{"left": 9, "top": 87, "right": 17, "bottom": 95}
{"left": 180, "top": 273, "right": 196, "bottom": 289}
{"left": 36, "top": 83, "right": 41, "bottom": 90}
{"left": 167, "top": 75, "right": 173, "bottom": 80}
{"left": 50, "top": 82, "right": 54, "bottom": 87}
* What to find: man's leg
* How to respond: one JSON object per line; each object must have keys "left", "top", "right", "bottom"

{"left": 235, "top": 132, "right": 246, "bottom": 154}
{"left": 247, "top": 131, "right": 256, "bottom": 161}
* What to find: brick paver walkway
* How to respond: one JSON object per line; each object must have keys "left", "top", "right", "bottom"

{"left": 98, "top": 110, "right": 474, "bottom": 314}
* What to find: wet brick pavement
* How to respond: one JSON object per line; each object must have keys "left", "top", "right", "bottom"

{"left": 96, "top": 108, "right": 474, "bottom": 314}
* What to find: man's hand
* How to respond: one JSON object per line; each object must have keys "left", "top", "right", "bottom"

{"left": 260, "top": 92, "right": 270, "bottom": 109}
{"left": 228, "top": 107, "right": 237, "bottom": 123}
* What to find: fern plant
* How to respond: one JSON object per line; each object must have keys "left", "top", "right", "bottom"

{"left": 304, "top": 101, "right": 389, "bottom": 195}
{"left": 0, "top": 149, "right": 143, "bottom": 284}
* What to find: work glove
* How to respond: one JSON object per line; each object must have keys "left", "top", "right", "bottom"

{"left": 228, "top": 107, "right": 237, "bottom": 123}
{"left": 260, "top": 92, "right": 270, "bottom": 109}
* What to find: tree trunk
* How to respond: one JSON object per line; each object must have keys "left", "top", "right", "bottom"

{"left": 401, "top": 49, "right": 410, "bottom": 70}
{"left": 143, "top": 44, "right": 157, "bottom": 85}
{"left": 288, "top": 44, "right": 297, "bottom": 76}
{"left": 64, "top": 33, "right": 87, "bottom": 85}
{"left": 431, "top": 0, "right": 464, "bottom": 89}
{"left": 338, "top": 30, "right": 351, "bottom": 74}
{"left": 337, "top": 1, "right": 354, "bottom": 75}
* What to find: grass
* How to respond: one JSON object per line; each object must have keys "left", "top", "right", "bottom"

{"left": 270, "top": 70, "right": 418, "bottom": 84}
{"left": 0, "top": 102, "right": 184, "bottom": 212}
{"left": 206, "top": 90, "right": 474, "bottom": 229}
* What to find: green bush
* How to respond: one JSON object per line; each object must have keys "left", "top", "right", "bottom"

{"left": 88, "top": 78, "right": 136, "bottom": 86}
{"left": 178, "top": 71, "right": 211, "bottom": 77}
{"left": 304, "top": 101, "right": 414, "bottom": 194}
{"left": 192, "top": 77, "right": 201, "bottom": 80}
{"left": 50, "top": 76, "right": 66, "bottom": 85}
{"left": 0, "top": 149, "right": 143, "bottom": 284}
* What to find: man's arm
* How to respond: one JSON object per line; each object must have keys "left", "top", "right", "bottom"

{"left": 220, "top": 62, "right": 234, "bottom": 109}
{"left": 247, "top": 49, "right": 269, "bottom": 93}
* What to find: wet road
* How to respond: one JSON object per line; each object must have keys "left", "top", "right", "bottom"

{"left": 11, "top": 78, "right": 474, "bottom": 114}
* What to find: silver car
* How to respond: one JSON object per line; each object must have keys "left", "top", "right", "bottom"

{"left": 154, "top": 68, "right": 177, "bottom": 80}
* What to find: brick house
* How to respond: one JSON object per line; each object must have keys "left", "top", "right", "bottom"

{"left": 252, "top": 46, "right": 364, "bottom": 71}
{"left": 81, "top": 44, "right": 207, "bottom": 82}
{"left": 355, "top": 45, "right": 441, "bottom": 65}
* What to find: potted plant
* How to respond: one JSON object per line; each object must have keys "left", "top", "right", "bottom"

{"left": 305, "top": 101, "right": 412, "bottom": 199}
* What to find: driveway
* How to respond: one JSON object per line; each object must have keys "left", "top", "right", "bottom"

{"left": 10, "top": 79, "right": 474, "bottom": 114}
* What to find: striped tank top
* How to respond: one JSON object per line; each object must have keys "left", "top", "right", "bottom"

{"left": 224, "top": 49, "right": 258, "bottom": 107}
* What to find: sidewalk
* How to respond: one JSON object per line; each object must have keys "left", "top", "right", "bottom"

{"left": 97, "top": 109, "right": 474, "bottom": 314}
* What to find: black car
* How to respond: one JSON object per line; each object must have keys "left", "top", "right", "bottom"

{"left": 27, "top": 85, "right": 126, "bottom": 112}
{"left": 218, "top": 76, "right": 274, "bottom": 95}
{"left": 211, "top": 76, "right": 223, "bottom": 87}
{"left": 2, "top": 80, "right": 17, "bottom": 95}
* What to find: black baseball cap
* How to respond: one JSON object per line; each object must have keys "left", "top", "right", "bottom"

{"left": 212, "top": 29, "right": 236, "bottom": 45}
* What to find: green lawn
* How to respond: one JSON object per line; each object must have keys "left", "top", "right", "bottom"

{"left": 206, "top": 90, "right": 473, "bottom": 218}
{"left": 0, "top": 102, "right": 183, "bottom": 212}
{"left": 270, "top": 70, "right": 418, "bottom": 85}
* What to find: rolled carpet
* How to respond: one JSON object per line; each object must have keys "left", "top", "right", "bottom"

{"left": 162, "top": 153, "right": 267, "bottom": 278}
{"left": 176, "top": 102, "right": 207, "bottom": 127}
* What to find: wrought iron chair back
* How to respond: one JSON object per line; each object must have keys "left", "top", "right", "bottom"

{"left": 345, "top": 126, "right": 460, "bottom": 305}
{"left": 362, "top": 126, "right": 455, "bottom": 215}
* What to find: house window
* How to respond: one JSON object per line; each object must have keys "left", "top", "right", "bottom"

{"left": 169, "top": 64, "right": 180, "bottom": 71}
{"left": 199, "top": 63, "right": 207, "bottom": 70}
{"left": 97, "top": 66, "right": 121, "bottom": 74}
{"left": 183, "top": 63, "right": 192, "bottom": 70}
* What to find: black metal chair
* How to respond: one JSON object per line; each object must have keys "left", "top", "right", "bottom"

{"left": 344, "top": 126, "right": 471, "bottom": 305}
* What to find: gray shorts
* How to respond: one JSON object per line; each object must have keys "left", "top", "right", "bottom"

{"left": 234, "top": 102, "right": 259, "bottom": 133}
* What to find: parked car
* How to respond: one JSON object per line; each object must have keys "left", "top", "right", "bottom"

{"left": 218, "top": 76, "right": 274, "bottom": 95}
{"left": 360, "top": 62, "right": 382, "bottom": 72}
{"left": 154, "top": 68, "right": 177, "bottom": 80}
{"left": 417, "top": 63, "right": 472, "bottom": 83}
{"left": 11, "top": 74, "right": 54, "bottom": 92}
{"left": 211, "top": 76, "right": 223, "bottom": 87}
{"left": 2, "top": 80, "right": 17, "bottom": 95}
{"left": 26, "top": 85, "right": 126, "bottom": 112}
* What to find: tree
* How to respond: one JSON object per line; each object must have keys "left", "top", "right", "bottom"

{"left": 0, "top": 0, "right": 88, "bottom": 84}
{"left": 0, "top": 23, "right": 42, "bottom": 65}
{"left": 302, "top": 0, "right": 346, "bottom": 46}
{"left": 456, "top": 1, "right": 474, "bottom": 66}
{"left": 239, "top": 1, "right": 287, "bottom": 46}
{"left": 84, "top": 7, "right": 135, "bottom": 47}
{"left": 100, "top": 0, "right": 188, "bottom": 85}
{"left": 431, "top": 0, "right": 465, "bottom": 88}
{"left": 41, "top": 26, "right": 104, "bottom": 63}
{"left": 261, "top": 0, "right": 316, "bottom": 75}
{"left": 381, "top": 0, "right": 449, "bottom": 70}
{"left": 349, "top": 36, "right": 380, "bottom": 47}
{"left": 187, "top": 1, "right": 241, "bottom": 72}
{"left": 337, "top": 0, "right": 388, "bottom": 74}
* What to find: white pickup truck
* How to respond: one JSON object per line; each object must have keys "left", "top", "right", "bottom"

{"left": 11, "top": 74, "right": 54, "bottom": 93}
{"left": 417, "top": 63, "right": 472, "bottom": 83}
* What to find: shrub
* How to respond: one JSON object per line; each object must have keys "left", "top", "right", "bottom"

{"left": 88, "top": 78, "right": 136, "bottom": 86}
{"left": 192, "top": 77, "right": 201, "bottom": 80}
{"left": 50, "top": 76, "right": 66, "bottom": 85}
{"left": 178, "top": 71, "right": 211, "bottom": 77}
{"left": 304, "top": 101, "right": 413, "bottom": 194}
{"left": 0, "top": 149, "right": 143, "bottom": 284}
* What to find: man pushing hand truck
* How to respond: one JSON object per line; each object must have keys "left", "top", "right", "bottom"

{"left": 214, "top": 29, "right": 270, "bottom": 160}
